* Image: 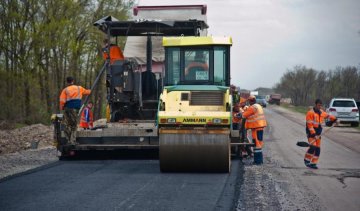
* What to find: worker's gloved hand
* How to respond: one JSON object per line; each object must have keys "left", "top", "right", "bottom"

{"left": 236, "top": 113, "right": 242, "bottom": 118}
{"left": 325, "top": 120, "right": 335, "bottom": 127}
{"left": 309, "top": 133, "right": 316, "bottom": 138}
{"left": 327, "top": 118, "right": 338, "bottom": 127}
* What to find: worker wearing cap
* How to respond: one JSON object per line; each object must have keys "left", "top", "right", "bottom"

{"left": 79, "top": 102, "right": 94, "bottom": 130}
{"left": 241, "top": 95, "right": 267, "bottom": 164}
{"left": 59, "top": 77, "right": 91, "bottom": 144}
{"left": 102, "top": 38, "right": 125, "bottom": 64}
{"left": 305, "top": 99, "right": 337, "bottom": 169}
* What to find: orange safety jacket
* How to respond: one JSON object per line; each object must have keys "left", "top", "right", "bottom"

{"left": 59, "top": 85, "right": 91, "bottom": 110}
{"left": 79, "top": 107, "right": 93, "bottom": 128}
{"left": 306, "top": 108, "right": 336, "bottom": 135}
{"left": 102, "top": 44, "right": 125, "bottom": 64}
{"left": 243, "top": 104, "right": 267, "bottom": 129}
{"left": 185, "top": 62, "right": 209, "bottom": 73}
{"left": 239, "top": 105, "right": 248, "bottom": 113}
{"left": 232, "top": 112, "right": 241, "bottom": 123}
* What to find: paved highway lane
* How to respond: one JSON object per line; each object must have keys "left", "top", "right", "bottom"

{"left": 1, "top": 106, "right": 359, "bottom": 211}
{"left": 237, "top": 106, "right": 360, "bottom": 210}
{"left": 0, "top": 155, "right": 241, "bottom": 210}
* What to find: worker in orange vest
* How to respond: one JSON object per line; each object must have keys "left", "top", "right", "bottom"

{"left": 241, "top": 95, "right": 267, "bottom": 164}
{"left": 59, "top": 77, "right": 91, "bottom": 144}
{"left": 102, "top": 38, "right": 125, "bottom": 64}
{"left": 184, "top": 51, "right": 209, "bottom": 80}
{"left": 237, "top": 97, "right": 253, "bottom": 157}
{"left": 79, "top": 102, "right": 94, "bottom": 130}
{"left": 232, "top": 103, "right": 242, "bottom": 130}
{"left": 237, "top": 97, "right": 248, "bottom": 141}
{"left": 305, "top": 99, "right": 337, "bottom": 169}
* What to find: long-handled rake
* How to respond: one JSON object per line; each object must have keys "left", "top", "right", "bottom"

{"left": 296, "top": 123, "right": 336, "bottom": 147}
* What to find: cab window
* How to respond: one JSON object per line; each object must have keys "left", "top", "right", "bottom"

{"left": 214, "top": 47, "right": 226, "bottom": 86}
{"left": 166, "top": 48, "right": 180, "bottom": 85}
{"left": 184, "top": 50, "right": 210, "bottom": 81}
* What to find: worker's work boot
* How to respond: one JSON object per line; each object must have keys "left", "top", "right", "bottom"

{"left": 306, "top": 164, "right": 318, "bottom": 169}
{"left": 253, "top": 148, "right": 263, "bottom": 165}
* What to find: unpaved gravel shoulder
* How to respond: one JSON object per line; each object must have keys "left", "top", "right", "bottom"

{"left": 0, "top": 147, "right": 58, "bottom": 180}
{"left": 0, "top": 124, "right": 58, "bottom": 180}
{"left": 236, "top": 141, "right": 322, "bottom": 211}
{"left": 0, "top": 124, "right": 54, "bottom": 155}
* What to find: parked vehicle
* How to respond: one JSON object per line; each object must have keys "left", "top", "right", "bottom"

{"left": 326, "top": 98, "right": 359, "bottom": 127}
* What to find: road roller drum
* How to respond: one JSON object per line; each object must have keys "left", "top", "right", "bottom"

{"left": 159, "top": 128, "right": 230, "bottom": 172}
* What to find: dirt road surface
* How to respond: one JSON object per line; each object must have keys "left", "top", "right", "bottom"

{"left": 0, "top": 106, "right": 359, "bottom": 210}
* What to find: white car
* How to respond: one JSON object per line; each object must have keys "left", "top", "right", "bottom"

{"left": 326, "top": 98, "right": 359, "bottom": 127}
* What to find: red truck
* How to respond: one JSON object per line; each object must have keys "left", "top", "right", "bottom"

{"left": 269, "top": 94, "right": 281, "bottom": 105}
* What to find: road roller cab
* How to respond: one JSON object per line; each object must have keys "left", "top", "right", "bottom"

{"left": 158, "top": 36, "right": 233, "bottom": 172}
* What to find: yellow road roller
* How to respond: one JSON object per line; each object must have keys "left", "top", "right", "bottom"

{"left": 158, "top": 36, "right": 233, "bottom": 172}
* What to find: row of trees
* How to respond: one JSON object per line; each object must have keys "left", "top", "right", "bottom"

{"left": 274, "top": 65, "right": 360, "bottom": 106}
{"left": 0, "top": 0, "right": 134, "bottom": 124}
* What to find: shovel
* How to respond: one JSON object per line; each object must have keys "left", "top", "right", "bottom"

{"left": 296, "top": 123, "right": 336, "bottom": 147}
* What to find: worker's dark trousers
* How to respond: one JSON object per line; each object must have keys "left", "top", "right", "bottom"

{"left": 252, "top": 128, "right": 264, "bottom": 165}
{"left": 253, "top": 148, "right": 263, "bottom": 164}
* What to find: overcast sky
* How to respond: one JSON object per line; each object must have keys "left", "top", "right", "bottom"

{"left": 138, "top": 0, "right": 360, "bottom": 90}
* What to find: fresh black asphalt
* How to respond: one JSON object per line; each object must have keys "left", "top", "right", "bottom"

{"left": 0, "top": 150, "right": 242, "bottom": 210}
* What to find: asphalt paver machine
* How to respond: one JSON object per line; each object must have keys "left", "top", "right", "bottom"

{"left": 53, "top": 17, "right": 208, "bottom": 158}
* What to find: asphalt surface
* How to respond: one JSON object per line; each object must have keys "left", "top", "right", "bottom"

{"left": 0, "top": 150, "right": 242, "bottom": 211}
{"left": 0, "top": 106, "right": 359, "bottom": 211}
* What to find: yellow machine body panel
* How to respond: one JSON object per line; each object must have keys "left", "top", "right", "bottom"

{"left": 158, "top": 88, "right": 232, "bottom": 126}
{"left": 163, "top": 36, "right": 233, "bottom": 47}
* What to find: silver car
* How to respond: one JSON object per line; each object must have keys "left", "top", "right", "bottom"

{"left": 326, "top": 98, "right": 359, "bottom": 127}
{"left": 256, "top": 98, "right": 267, "bottom": 107}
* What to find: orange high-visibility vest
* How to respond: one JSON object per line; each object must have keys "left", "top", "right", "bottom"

{"left": 306, "top": 108, "right": 335, "bottom": 134}
{"left": 79, "top": 107, "right": 93, "bottom": 128}
{"left": 232, "top": 112, "right": 241, "bottom": 123}
{"left": 102, "top": 45, "right": 124, "bottom": 64}
{"left": 239, "top": 105, "right": 248, "bottom": 113}
{"left": 243, "top": 104, "right": 267, "bottom": 129}
{"left": 59, "top": 85, "right": 91, "bottom": 110}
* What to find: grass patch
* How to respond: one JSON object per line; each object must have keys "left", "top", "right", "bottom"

{"left": 14, "top": 123, "right": 28, "bottom": 129}
{"left": 280, "top": 103, "right": 309, "bottom": 114}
